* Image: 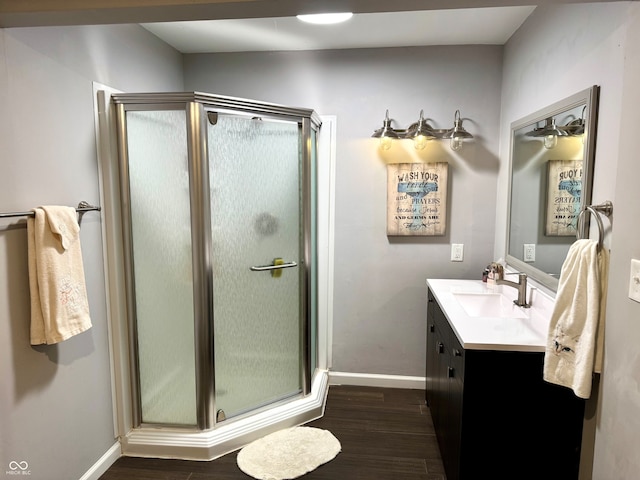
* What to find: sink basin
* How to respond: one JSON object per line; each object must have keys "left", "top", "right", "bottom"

{"left": 452, "top": 292, "right": 529, "bottom": 319}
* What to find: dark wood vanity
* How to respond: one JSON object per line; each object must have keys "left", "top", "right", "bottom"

{"left": 426, "top": 287, "right": 586, "bottom": 480}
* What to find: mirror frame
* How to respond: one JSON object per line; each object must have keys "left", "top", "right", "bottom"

{"left": 505, "top": 85, "right": 600, "bottom": 291}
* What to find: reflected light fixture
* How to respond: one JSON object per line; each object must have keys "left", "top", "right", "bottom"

{"left": 406, "top": 110, "right": 436, "bottom": 150}
{"left": 296, "top": 12, "right": 353, "bottom": 24}
{"left": 564, "top": 105, "right": 587, "bottom": 144}
{"left": 371, "top": 109, "right": 399, "bottom": 150}
{"left": 527, "top": 117, "right": 567, "bottom": 149}
{"left": 446, "top": 110, "right": 474, "bottom": 151}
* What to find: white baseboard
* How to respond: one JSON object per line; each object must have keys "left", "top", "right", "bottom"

{"left": 329, "top": 371, "right": 426, "bottom": 390}
{"left": 79, "top": 442, "right": 121, "bottom": 480}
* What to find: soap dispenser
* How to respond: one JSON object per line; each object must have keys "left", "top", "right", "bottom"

{"left": 482, "top": 266, "right": 490, "bottom": 282}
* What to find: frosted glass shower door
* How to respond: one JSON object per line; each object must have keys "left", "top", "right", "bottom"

{"left": 126, "top": 109, "right": 197, "bottom": 426}
{"left": 208, "top": 114, "right": 302, "bottom": 420}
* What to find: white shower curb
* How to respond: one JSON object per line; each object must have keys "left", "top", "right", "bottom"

{"left": 119, "top": 370, "right": 329, "bottom": 461}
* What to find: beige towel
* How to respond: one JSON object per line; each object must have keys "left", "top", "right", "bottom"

{"left": 27, "top": 206, "right": 92, "bottom": 345}
{"left": 543, "top": 239, "right": 609, "bottom": 399}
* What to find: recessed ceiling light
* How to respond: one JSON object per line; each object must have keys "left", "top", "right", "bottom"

{"left": 296, "top": 12, "right": 353, "bottom": 25}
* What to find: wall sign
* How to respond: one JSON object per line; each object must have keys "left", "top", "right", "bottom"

{"left": 386, "top": 162, "right": 448, "bottom": 236}
{"left": 545, "top": 159, "right": 582, "bottom": 236}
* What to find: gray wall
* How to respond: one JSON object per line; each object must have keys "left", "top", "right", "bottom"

{"left": 0, "top": 25, "right": 183, "bottom": 480}
{"left": 593, "top": 5, "right": 640, "bottom": 479}
{"left": 498, "top": 3, "right": 640, "bottom": 478}
{"left": 184, "top": 46, "right": 502, "bottom": 377}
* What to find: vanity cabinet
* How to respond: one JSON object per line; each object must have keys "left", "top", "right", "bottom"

{"left": 426, "top": 288, "right": 585, "bottom": 480}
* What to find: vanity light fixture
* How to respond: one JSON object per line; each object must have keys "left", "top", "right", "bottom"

{"left": 445, "top": 110, "right": 474, "bottom": 151}
{"left": 371, "top": 109, "right": 399, "bottom": 150}
{"left": 371, "top": 109, "right": 475, "bottom": 150}
{"left": 527, "top": 117, "right": 567, "bottom": 149}
{"left": 406, "top": 110, "right": 436, "bottom": 150}
{"left": 563, "top": 106, "right": 587, "bottom": 135}
{"left": 563, "top": 105, "right": 587, "bottom": 144}
{"left": 296, "top": 12, "right": 353, "bottom": 24}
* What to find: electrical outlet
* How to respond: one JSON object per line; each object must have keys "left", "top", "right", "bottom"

{"left": 524, "top": 244, "right": 536, "bottom": 262}
{"left": 629, "top": 259, "right": 640, "bottom": 303}
{"left": 451, "top": 244, "right": 464, "bottom": 262}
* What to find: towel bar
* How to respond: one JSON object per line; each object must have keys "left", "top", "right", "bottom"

{"left": 0, "top": 201, "right": 101, "bottom": 219}
{"left": 576, "top": 200, "right": 613, "bottom": 251}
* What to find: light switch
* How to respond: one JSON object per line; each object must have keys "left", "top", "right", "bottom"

{"left": 629, "top": 259, "right": 640, "bottom": 303}
{"left": 451, "top": 244, "right": 464, "bottom": 262}
{"left": 524, "top": 244, "right": 536, "bottom": 262}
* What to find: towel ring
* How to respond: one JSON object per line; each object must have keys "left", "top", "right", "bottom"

{"left": 576, "top": 200, "right": 613, "bottom": 251}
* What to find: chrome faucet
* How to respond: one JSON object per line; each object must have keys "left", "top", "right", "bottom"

{"left": 496, "top": 272, "right": 530, "bottom": 308}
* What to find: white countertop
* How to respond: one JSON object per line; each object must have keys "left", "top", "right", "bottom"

{"left": 427, "top": 278, "right": 556, "bottom": 352}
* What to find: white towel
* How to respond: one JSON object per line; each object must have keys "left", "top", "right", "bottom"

{"left": 27, "top": 206, "right": 92, "bottom": 345}
{"left": 543, "top": 239, "right": 609, "bottom": 399}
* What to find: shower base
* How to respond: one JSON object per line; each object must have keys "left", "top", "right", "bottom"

{"left": 120, "top": 370, "right": 329, "bottom": 461}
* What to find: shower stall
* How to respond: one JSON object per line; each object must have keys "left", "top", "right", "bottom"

{"left": 101, "top": 91, "right": 328, "bottom": 460}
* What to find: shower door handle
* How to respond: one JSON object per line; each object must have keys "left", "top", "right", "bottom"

{"left": 250, "top": 261, "right": 298, "bottom": 271}
{"left": 250, "top": 259, "right": 297, "bottom": 278}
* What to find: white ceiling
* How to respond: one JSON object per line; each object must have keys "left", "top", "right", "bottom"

{"left": 141, "top": 6, "right": 536, "bottom": 54}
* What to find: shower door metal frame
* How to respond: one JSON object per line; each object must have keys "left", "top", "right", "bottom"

{"left": 113, "top": 92, "right": 321, "bottom": 431}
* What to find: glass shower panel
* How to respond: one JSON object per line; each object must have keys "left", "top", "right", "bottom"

{"left": 126, "top": 110, "right": 197, "bottom": 425}
{"left": 208, "top": 114, "right": 302, "bottom": 420}
{"left": 310, "top": 128, "right": 318, "bottom": 374}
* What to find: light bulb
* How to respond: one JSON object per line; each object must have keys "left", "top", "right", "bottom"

{"left": 380, "top": 136, "right": 393, "bottom": 150}
{"left": 450, "top": 136, "right": 463, "bottom": 151}
{"left": 296, "top": 12, "right": 353, "bottom": 24}
{"left": 413, "top": 135, "right": 428, "bottom": 150}
{"left": 544, "top": 134, "right": 558, "bottom": 149}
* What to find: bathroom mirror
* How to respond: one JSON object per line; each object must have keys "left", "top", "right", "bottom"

{"left": 506, "top": 85, "right": 600, "bottom": 291}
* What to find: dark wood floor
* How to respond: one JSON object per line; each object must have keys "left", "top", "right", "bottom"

{"left": 100, "top": 385, "right": 446, "bottom": 480}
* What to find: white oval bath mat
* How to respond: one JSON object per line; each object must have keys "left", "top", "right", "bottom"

{"left": 237, "top": 426, "right": 341, "bottom": 480}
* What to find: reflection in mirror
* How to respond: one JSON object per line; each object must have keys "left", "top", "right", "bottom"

{"left": 506, "top": 86, "right": 600, "bottom": 291}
